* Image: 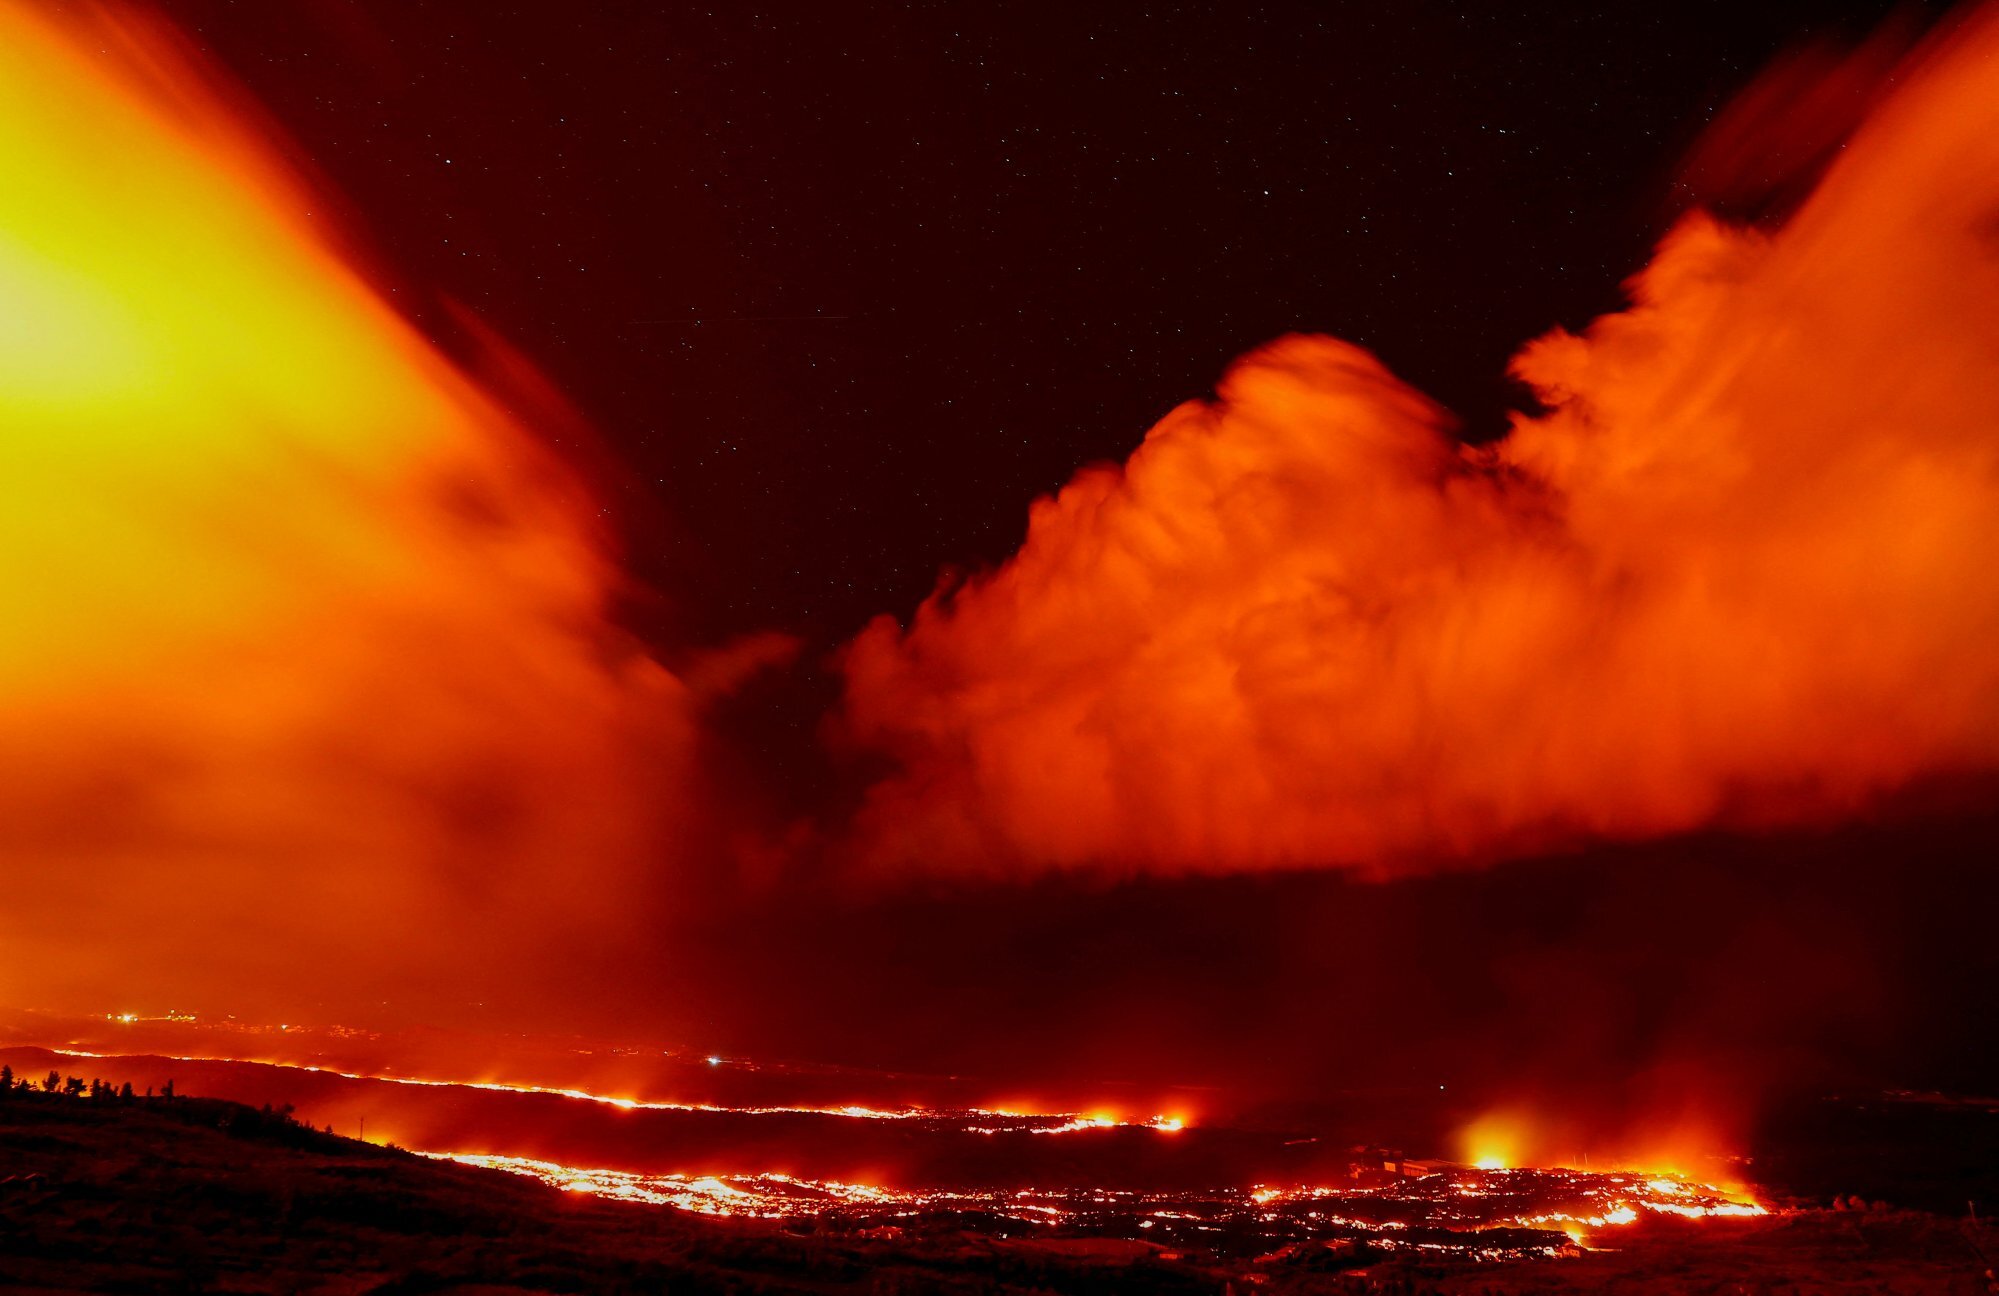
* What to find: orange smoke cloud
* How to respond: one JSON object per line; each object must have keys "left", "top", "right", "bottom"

{"left": 839, "top": 9, "right": 1999, "bottom": 875}
{"left": 0, "top": 3, "right": 703, "bottom": 1012}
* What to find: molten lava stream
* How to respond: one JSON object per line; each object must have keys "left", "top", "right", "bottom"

{"left": 421, "top": 1149, "right": 1768, "bottom": 1263}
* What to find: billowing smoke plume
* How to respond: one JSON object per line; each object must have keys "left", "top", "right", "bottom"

{"left": 839, "top": 10, "right": 1999, "bottom": 876}
{"left": 0, "top": 4, "right": 705, "bottom": 1015}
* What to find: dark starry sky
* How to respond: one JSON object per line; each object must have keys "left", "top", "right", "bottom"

{"left": 158, "top": 0, "right": 1917, "bottom": 649}
{"left": 115, "top": 3, "right": 1999, "bottom": 1097}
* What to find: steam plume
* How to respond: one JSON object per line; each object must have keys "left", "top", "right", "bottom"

{"left": 839, "top": 10, "right": 1999, "bottom": 875}
{"left": 0, "top": 3, "right": 700, "bottom": 1012}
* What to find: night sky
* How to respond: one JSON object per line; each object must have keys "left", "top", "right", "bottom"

{"left": 157, "top": 0, "right": 1919, "bottom": 649}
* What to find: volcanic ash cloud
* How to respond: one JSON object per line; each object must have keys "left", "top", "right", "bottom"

{"left": 838, "top": 9, "right": 1999, "bottom": 876}
{"left": 0, "top": 4, "right": 703, "bottom": 1012}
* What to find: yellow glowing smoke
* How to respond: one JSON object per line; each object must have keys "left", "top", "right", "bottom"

{"left": 0, "top": 3, "right": 694, "bottom": 1011}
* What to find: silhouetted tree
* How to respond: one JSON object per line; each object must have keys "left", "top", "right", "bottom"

{"left": 0, "top": 1064, "right": 12, "bottom": 1094}
{"left": 62, "top": 1075, "right": 84, "bottom": 1097}
{"left": 119, "top": 1081, "right": 134, "bottom": 1102}
{"left": 43, "top": 1070, "right": 59, "bottom": 1093}
{"left": 161, "top": 1078, "right": 175, "bottom": 1099}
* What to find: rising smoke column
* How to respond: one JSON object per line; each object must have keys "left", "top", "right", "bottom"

{"left": 839, "top": 8, "right": 1999, "bottom": 876}
{"left": 0, "top": 3, "right": 702, "bottom": 1014}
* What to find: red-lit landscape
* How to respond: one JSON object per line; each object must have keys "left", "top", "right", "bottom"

{"left": 2, "top": 1, "right": 1997, "bottom": 1291}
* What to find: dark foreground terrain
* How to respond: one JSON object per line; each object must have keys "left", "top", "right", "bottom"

{"left": 2, "top": 1088, "right": 1994, "bottom": 1295}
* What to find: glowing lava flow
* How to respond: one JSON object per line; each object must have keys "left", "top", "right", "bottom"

{"left": 969, "top": 1111, "right": 1186, "bottom": 1134}
{"left": 1250, "top": 1170, "right": 1766, "bottom": 1237}
{"left": 42, "top": 1046, "right": 1186, "bottom": 1134}
{"left": 423, "top": 1153, "right": 906, "bottom": 1216}
{"left": 425, "top": 1152, "right": 1769, "bottom": 1258}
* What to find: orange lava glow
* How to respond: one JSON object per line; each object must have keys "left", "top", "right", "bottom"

{"left": 1456, "top": 1107, "right": 1755, "bottom": 1196}
{"left": 838, "top": 6, "right": 1999, "bottom": 876}
{"left": 1460, "top": 1112, "right": 1527, "bottom": 1173}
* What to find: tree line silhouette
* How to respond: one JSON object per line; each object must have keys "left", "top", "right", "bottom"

{"left": 0, "top": 1063, "right": 346, "bottom": 1141}
{"left": 0, "top": 1063, "right": 161, "bottom": 1103}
